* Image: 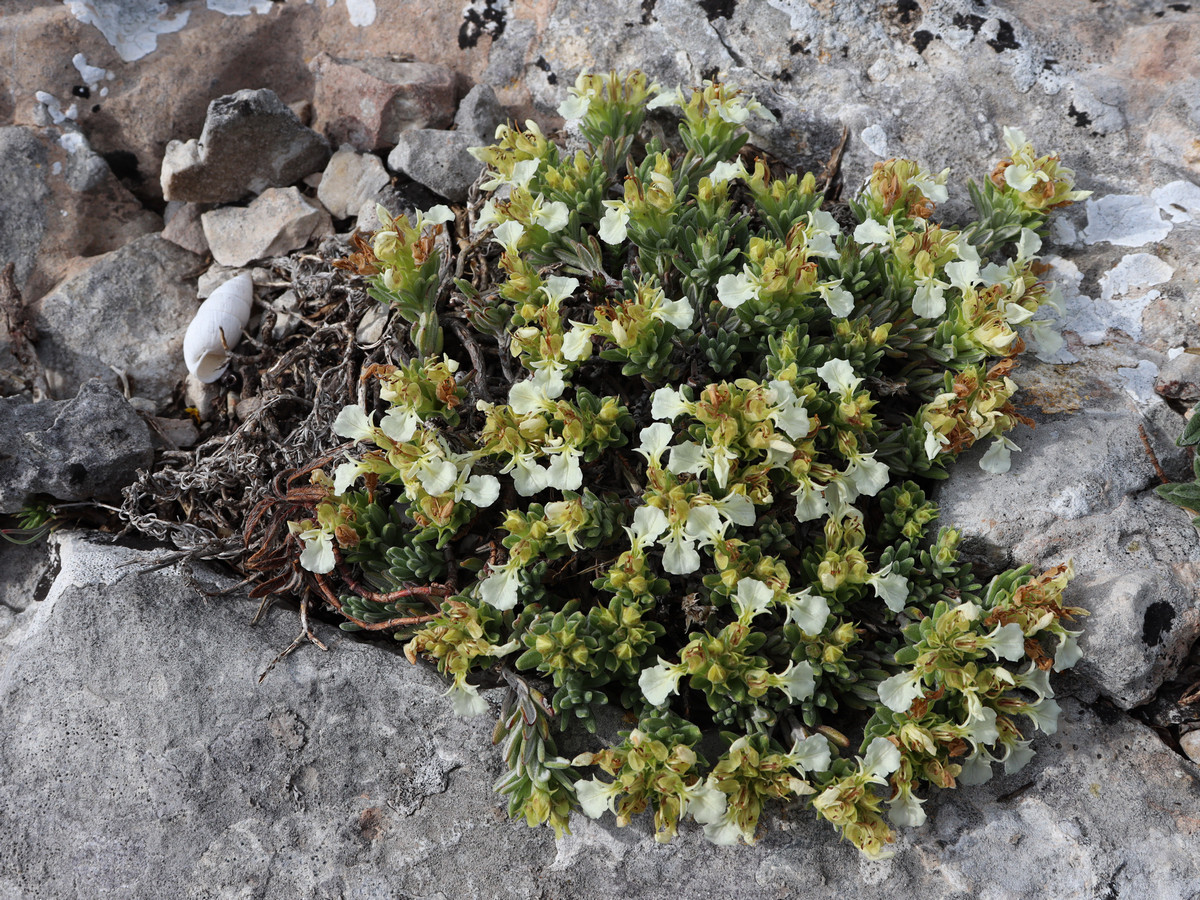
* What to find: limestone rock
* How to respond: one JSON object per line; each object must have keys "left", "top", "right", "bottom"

{"left": 310, "top": 53, "right": 460, "bottom": 151}
{"left": 316, "top": 147, "right": 391, "bottom": 220}
{"left": 161, "top": 89, "right": 330, "bottom": 203}
{"left": 33, "top": 234, "right": 202, "bottom": 409}
{"left": 1157, "top": 351, "right": 1200, "bottom": 403}
{"left": 161, "top": 201, "right": 211, "bottom": 257}
{"left": 454, "top": 82, "right": 506, "bottom": 141}
{"left": 3, "top": 535, "right": 1200, "bottom": 898}
{"left": 0, "top": 126, "right": 160, "bottom": 305}
{"left": 386, "top": 129, "right": 481, "bottom": 203}
{"left": 0, "top": 381, "right": 153, "bottom": 514}
{"left": 201, "top": 187, "right": 331, "bottom": 268}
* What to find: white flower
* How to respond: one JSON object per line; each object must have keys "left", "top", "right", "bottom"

{"left": 888, "top": 790, "right": 927, "bottom": 828}
{"left": 708, "top": 159, "right": 747, "bottom": 184}
{"left": 646, "top": 85, "right": 684, "bottom": 110}
{"left": 733, "top": 578, "right": 774, "bottom": 622}
{"left": 702, "top": 814, "right": 744, "bottom": 847}
{"left": 562, "top": 323, "right": 595, "bottom": 361}
{"left": 661, "top": 531, "right": 701, "bottom": 575}
{"left": 333, "top": 460, "right": 363, "bottom": 496}
{"left": 545, "top": 445, "right": 583, "bottom": 491}
{"left": 479, "top": 564, "right": 521, "bottom": 610}
{"left": 774, "top": 660, "right": 816, "bottom": 702}
{"left": 844, "top": 452, "right": 890, "bottom": 498}
{"left": 1053, "top": 631, "right": 1083, "bottom": 671}
{"left": 1004, "top": 163, "right": 1038, "bottom": 193}
{"left": 805, "top": 209, "right": 842, "bottom": 259}
{"left": 504, "top": 450, "right": 549, "bottom": 496}
{"left": 599, "top": 201, "right": 629, "bottom": 244}
{"left": 1003, "top": 739, "right": 1036, "bottom": 775}
{"left": 781, "top": 588, "right": 829, "bottom": 635}
{"left": 1016, "top": 227, "right": 1042, "bottom": 260}
{"left": 380, "top": 407, "right": 421, "bottom": 443}
{"left": 853, "top": 218, "right": 893, "bottom": 245}
{"left": 789, "top": 734, "right": 832, "bottom": 773}
{"left": 768, "top": 379, "right": 810, "bottom": 440}
{"left": 984, "top": 622, "right": 1026, "bottom": 661}
{"left": 910, "top": 170, "right": 949, "bottom": 204}
{"left": 635, "top": 422, "right": 675, "bottom": 467}
{"left": 447, "top": 681, "right": 489, "bottom": 718}
{"left": 710, "top": 492, "right": 756, "bottom": 527}
{"left": 867, "top": 563, "right": 910, "bottom": 613}
{"left": 530, "top": 196, "right": 570, "bottom": 233}
{"left": 979, "top": 436, "right": 1018, "bottom": 474}
{"left": 923, "top": 422, "right": 949, "bottom": 460}
{"left": 1013, "top": 662, "right": 1054, "bottom": 702}
{"left": 957, "top": 751, "right": 995, "bottom": 786}
{"left": 945, "top": 259, "right": 981, "bottom": 292}
{"left": 667, "top": 441, "right": 706, "bottom": 477}
{"left": 558, "top": 91, "right": 590, "bottom": 123}
{"left": 630, "top": 504, "right": 669, "bottom": 545}
{"left": 815, "top": 358, "right": 862, "bottom": 397}
{"left": 912, "top": 278, "right": 946, "bottom": 318}
{"left": 657, "top": 296, "right": 694, "bottom": 328}
{"left": 862, "top": 736, "right": 902, "bottom": 779}
{"left": 639, "top": 658, "right": 685, "bottom": 706}
{"left": 1026, "top": 318, "right": 1065, "bottom": 357}
{"left": 877, "top": 670, "right": 924, "bottom": 713}
{"left": 458, "top": 473, "right": 500, "bottom": 508}
{"left": 1022, "top": 697, "right": 1061, "bottom": 734}
{"left": 687, "top": 782, "right": 728, "bottom": 825}
{"left": 423, "top": 205, "right": 455, "bottom": 226}
{"left": 473, "top": 198, "right": 505, "bottom": 232}
{"left": 792, "top": 479, "right": 829, "bottom": 523}
{"left": 511, "top": 158, "right": 540, "bottom": 187}
{"left": 576, "top": 778, "right": 617, "bottom": 818}
{"left": 508, "top": 380, "right": 555, "bottom": 416}
{"left": 297, "top": 528, "right": 335, "bottom": 574}
{"left": 716, "top": 270, "right": 758, "bottom": 308}
{"left": 416, "top": 457, "right": 459, "bottom": 496}
{"left": 333, "top": 405, "right": 376, "bottom": 442}
{"left": 819, "top": 280, "right": 854, "bottom": 318}
{"left": 492, "top": 219, "right": 525, "bottom": 251}
{"left": 651, "top": 386, "right": 690, "bottom": 420}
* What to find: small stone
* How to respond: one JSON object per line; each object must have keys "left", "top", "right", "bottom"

{"left": 161, "top": 201, "right": 211, "bottom": 256}
{"left": 34, "top": 235, "right": 202, "bottom": 409}
{"left": 201, "top": 187, "right": 331, "bottom": 268}
{"left": 316, "top": 147, "right": 391, "bottom": 219}
{"left": 0, "top": 380, "right": 153, "bottom": 513}
{"left": 1156, "top": 351, "right": 1200, "bottom": 403}
{"left": 310, "top": 53, "right": 459, "bottom": 151}
{"left": 453, "top": 83, "right": 505, "bottom": 142}
{"left": 1181, "top": 731, "right": 1200, "bottom": 763}
{"left": 387, "top": 130, "right": 482, "bottom": 203}
{"left": 148, "top": 416, "right": 200, "bottom": 450}
{"left": 161, "top": 89, "right": 331, "bottom": 203}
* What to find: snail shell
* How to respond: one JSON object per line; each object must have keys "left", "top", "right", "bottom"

{"left": 183, "top": 272, "right": 254, "bottom": 383}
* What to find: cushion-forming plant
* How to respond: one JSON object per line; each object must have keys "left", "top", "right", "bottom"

{"left": 279, "top": 72, "right": 1089, "bottom": 856}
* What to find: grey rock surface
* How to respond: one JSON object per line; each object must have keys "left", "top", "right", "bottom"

{"left": 453, "top": 83, "right": 505, "bottom": 142}
{"left": 310, "top": 53, "right": 460, "bottom": 152}
{"left": 316, "top": 147, "right": 391, "bottom": 220}
{"left": 201, "top": 187, "right": 332, "bottom": 268}
{"left": 161, "top": 201, "right": 212, "bottom": 257}
{"left": 0, "top": 380, "right": 153, "bottom": 514}
{"left": 2, "top": 534, "right": 1200, "bottom": 899}
{"left": 33, "top": 234, "right": 202, "bottom": 409}
{"left": 0, "top": 126, "right": 160, "bottom": 305}
{"left": 386, "top": 129, "right": 482, "bottom": 204}
{"left": 161, "top": 89, "right": 331, "bottom": 203}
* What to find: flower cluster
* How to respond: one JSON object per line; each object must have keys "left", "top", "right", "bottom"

{"left": 280, "top": 72, "right": 1089, "bottom": 857}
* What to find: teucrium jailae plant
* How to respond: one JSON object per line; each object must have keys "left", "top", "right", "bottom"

{"left": 280, "top": 71, "right": 1090, "bottom": 856}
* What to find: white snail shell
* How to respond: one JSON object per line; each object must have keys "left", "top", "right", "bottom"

{"left": 183, "top": 272, "right": 254, "bottom": 383}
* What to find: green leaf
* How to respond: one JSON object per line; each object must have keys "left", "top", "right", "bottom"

{"left": 1178, "top": 405, "right": 1200, "bottom": 446}
{"left": 1155, "top": 481, "right": 1200, "bottom": 509}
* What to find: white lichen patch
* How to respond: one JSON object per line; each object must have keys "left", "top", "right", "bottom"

{"left": 64, "top": 0, "right": 190, "bottom": 63}
{"left": 1116, "top": 359, "right": 1161, "bottom": 411}
{"left": 1081, "top": 195, "right": 1172, "bottom": 247}
{"left": 1152, "top": 180, "right": 1200, "bottom": 225}
{"left": 206, "top": 0, "right": 274, "bottom": 14}
{"left": 34, "top": 92, "right": 78, "bottom": 125}
{"left": 1098, "top": 253, "right": 1174, "bottom": 303}
{"left": 71, "top": 52, "right": 111, "bottom": 89}
{"left": 344, "top": 0, "right": 376, "bottom": 26}
{"left": 860, "top": 124, "right": 888, "bottom": 158}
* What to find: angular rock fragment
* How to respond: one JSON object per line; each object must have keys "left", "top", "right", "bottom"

{"left": 316, "top": 147, "right": 391, "bottom": 220}
{"left": 309, "top": 53, "right": 458, "bottom": 151}
{"left": 0, "top": 380, "right": 153, "bottom": 514}
{"left": 454, "top": 83, "right": 506, "bottom": 141}
{"left": 386, "top": 130, "right": 482, "bottom": 203}
{"left": 201, "top": 187, "right": 332, "bottom": 267}
{"left": 160, "top": 89, "right": 330, "bottom": 203}
{"left": 34, "top": 235, "right": 202, "bottom": 409}
{"left": 161, "top": 201, "right": 211, "bottom": 257}
{"left": 0, "top": 126, "right": 160, "bottom": 305}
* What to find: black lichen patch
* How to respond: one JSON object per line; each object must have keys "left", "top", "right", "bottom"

{"left": 459, "top": 0, "right": 508, "bottom": 50}
{"left": 1042, "top": 57, "right": 1059, "bottom": 70}
{"left": 72, "top": 85, "right": 90, "bottom": 99}
{"left": 952, "top": 12, "right": 986, "bottom": 34}
{"left": 987, "top": 19, "right": 1020, "bottom": 52}
{"left": 1144, "top": 601, "right": 1176, "bottom": 647}
{"left": 896, "top": 0, "right": 919, "bottom": 24}
{"left": 1168, "top": 3, "right": 1192, "bottom": 11}
{"left": 699, "top": 0, "right": 735, "bottom": 22}
{"left": 789, "top": 39, "right": 810, "bottom": 55}
{"left": 534, "top": 56, "right": 557, "bottom": 86}
{"left": 912, "top": 30, "right": 936, "bottom": 54}
{"left": 102, "top": 149, "right": 141, "bottom": 184}
{"left": 641, "top": 0, "right": 657, "bottom": 25}
{"left": 701, "top": 65, "right": 721, "bottom": 83}
{"left": 1067, "top": 103, "right": 1093, "bottom": 128}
